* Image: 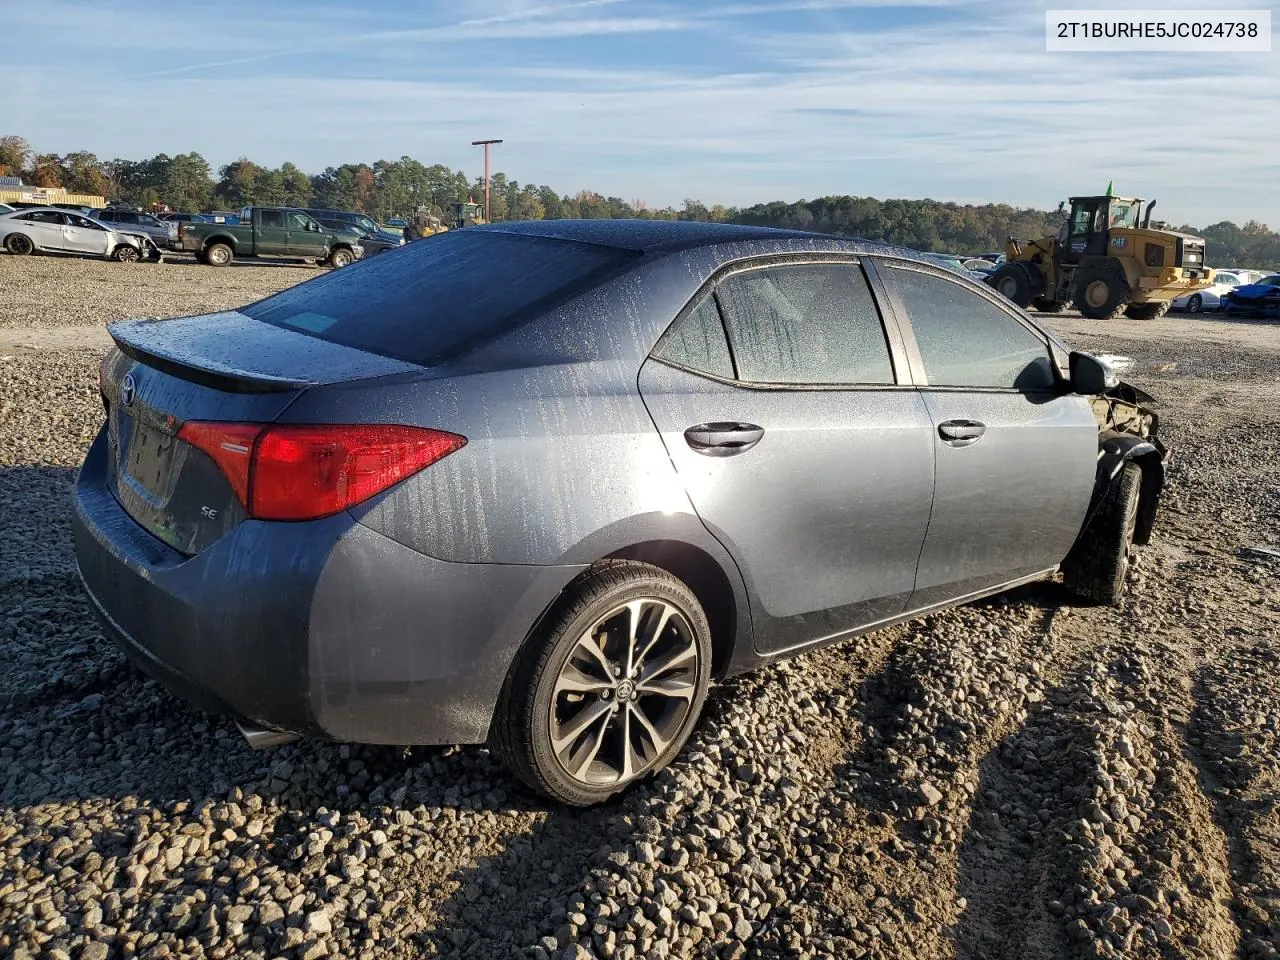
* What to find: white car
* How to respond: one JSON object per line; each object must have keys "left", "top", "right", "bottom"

{"left": 0, "top": 207, "right": 149, "bottom": 262}
{"left": 1172, "top": 270, "right": 1244, "bottom": 313}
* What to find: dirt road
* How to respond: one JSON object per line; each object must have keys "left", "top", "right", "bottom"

{"left": 1, "top": 254, "right": 1277, "bottom": 960}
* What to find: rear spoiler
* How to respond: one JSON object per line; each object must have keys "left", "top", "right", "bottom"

{"left": 110, "top": 325, "right": 306, "bottom": 394}
{"left": 107, "top": 313, "right": 420, "bottom": 394}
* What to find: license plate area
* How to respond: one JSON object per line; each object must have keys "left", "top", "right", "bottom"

{"left": 117, "top": 414, "right": 182, "bottom": 503}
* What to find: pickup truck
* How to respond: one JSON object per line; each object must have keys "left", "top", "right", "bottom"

{"left": 178, "top": 206, "right": 364, "bottom": 268}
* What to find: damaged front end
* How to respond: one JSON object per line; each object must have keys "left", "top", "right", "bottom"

{"left": 1090, "top": 381, "right": 1166, "bottom": 545}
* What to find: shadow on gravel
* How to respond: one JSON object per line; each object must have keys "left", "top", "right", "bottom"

{"left": 407, "top": 680, "right": 748, "bottom": 958}
{"left": 952, "top": 686, "right": 1081, "bottom": 960}
{"left": 1185, "top": 661, "right": 1280, "bottom": 957}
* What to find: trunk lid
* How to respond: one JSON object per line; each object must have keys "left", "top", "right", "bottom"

{"left": 103, "top": 312, "right": 422, "bottom": 554}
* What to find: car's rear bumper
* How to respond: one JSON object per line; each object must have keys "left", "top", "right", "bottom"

{"left": 72, "top": 430, "right": 585, "bottom": 744}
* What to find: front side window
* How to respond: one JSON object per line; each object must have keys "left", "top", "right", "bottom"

{"left": 289, "top": 212, "right": 313, "bottom": 231}
{"left": 883, "top": 265, "right": 1056, "bottom": 391}
{"left": 1108, "top": 201, "right": 1140, "bottom": 229}
{"left": 714, "top": 262, "right": 894, "bottom": 385}
{"left": 69, "top": 215, "right": 105, "bottom": 230}
{"left": 656, "top": 297, "right": 734, "bottom": 380}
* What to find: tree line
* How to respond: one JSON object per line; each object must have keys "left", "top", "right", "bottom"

{"left": 2, "top": 134, "right": 1276, "bottom": 268}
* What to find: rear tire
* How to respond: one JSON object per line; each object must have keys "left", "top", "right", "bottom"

{"left": 205, "top": 243, "right": 233, "bottom": 267}
{"left": 1185, "top": 294, "right": 1203, "bottom": 314}
{"left": 493, "top": 560, "right": 712, "bottom": 806}
{"left": 1061, "top": 462, "right": 1141, "bottom": 606}
{"left": 990, "top": 263, "right": 1036, "bottom": 308}
{"left": 1073, "top": 264, "right": 1130, "bottom": 320}
{"left": 1124, "top": 301, "right": 1172, "bottom": 321}
{"left": 4, "top": 233, "right": 34, "bottom": 256}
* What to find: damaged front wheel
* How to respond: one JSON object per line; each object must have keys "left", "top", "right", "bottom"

{"left": 1061, "top": 462, "right": 1141, "bottom": 605}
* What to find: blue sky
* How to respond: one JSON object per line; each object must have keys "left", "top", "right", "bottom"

{"left": 6, "top": 0, "right": 1276, "bottom": 224}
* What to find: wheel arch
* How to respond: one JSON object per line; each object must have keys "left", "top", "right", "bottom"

{"left": 600, "top": 540, "right": 741, "bottom": 679}
{"left": 201, "top": 234, "right": 237, "bottom": 252}
{"left": 1094, "top": 431, "right": 1164, "bottom": 546}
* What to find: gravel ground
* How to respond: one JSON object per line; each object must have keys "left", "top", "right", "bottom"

{"left": 1, "top": 252, "right": 1279, "bottom": 960}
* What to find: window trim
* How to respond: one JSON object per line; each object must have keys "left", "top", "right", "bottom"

{"left": 872, "top": 256, "right": 1068, "bottom": 394}
{"left": 650, "top": 253, "right": 915, "bottom": 391}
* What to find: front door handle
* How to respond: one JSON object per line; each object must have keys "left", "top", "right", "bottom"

{"left": 938, "top": 419, "right": 986, "bottom": 446}
{"left": 684, "top": 422, "right": 765, "bottom": 457}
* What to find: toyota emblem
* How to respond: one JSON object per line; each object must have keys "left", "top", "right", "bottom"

{"left": 120, "top": 374, "right": 136, "bottom": 407}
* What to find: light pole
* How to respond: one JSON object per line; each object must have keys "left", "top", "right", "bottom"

{"left": 471, "top": 139, "right": 502, "bottom": 223}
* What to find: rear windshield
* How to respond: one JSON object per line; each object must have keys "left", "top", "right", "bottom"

{"left": 243, "top": 231, "right": 631, "bottom": 365}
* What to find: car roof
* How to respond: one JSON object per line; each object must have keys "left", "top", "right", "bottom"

{"left": 468, "top": 217, "right": 933, "bottom": 260}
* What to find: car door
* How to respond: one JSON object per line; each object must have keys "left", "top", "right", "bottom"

{"left": 286, "top": 211, "right": 328, "bottom": 257}
{"left": 17, "top": 211, "right": 70, "bottom": 250}
{"left": 874, "top": 259, "right": 1098, "bottom": 609}
{"left": 639, "top": 258, "right": 937, "bottom": 655}
{"left": 63, "top": 214, "right": 112, "bottom": 255}
{"left": 254, "top": 209, "right": 289, "bottom": 255}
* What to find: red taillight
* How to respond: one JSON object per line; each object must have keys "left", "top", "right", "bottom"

{"left": 177, "top": 222, "right": 184, "bottom": 240}
{"left": 177, "top": 422, "right": 466, "bottom": 521}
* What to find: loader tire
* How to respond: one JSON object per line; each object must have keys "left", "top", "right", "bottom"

{"left": 1124, "top": 301, "right": 1172, "bottom": 321}
{"left": 1074, "top": 264, "right": 1130, "bottom": 320}
{"left": 989, "top": 263, "right": 1036, "bottom": 308}
{"left": 1061, "top": 462, "right": 1141, "bottom": 606}
{"left": 1032, "top": 297, "right": 1067, "bottom": 313}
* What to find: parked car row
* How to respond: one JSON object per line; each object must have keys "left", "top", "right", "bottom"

{"left": 1172, "top": 268, "right": 1274, "bottom": 314}
{"left": 0, "top": 203, "right": 401, "bottom": 268}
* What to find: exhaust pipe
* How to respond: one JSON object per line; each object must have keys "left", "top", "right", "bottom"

{"left": 236, "top": 722, "right": 300, "bottom": 750}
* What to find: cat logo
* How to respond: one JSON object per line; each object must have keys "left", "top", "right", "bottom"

{"left": 1110, "top": 236, "right": 1127, "bottom": 250}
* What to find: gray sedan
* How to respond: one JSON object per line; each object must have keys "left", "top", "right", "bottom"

{"left": 74, "top": 220, "right": 1165, "bottom": 805}
{"left": 93, "top": 208, "right": 180, "bottom": 248}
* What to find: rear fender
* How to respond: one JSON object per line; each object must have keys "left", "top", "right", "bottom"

{"left": 1094, "top": 431, "right": 1164, "bottom": 544}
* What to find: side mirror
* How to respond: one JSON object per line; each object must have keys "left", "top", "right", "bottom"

{"left": 1069, "top": 351, "right": 1118, "bottom": 395}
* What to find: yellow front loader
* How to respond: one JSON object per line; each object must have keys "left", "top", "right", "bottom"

{"left": 988, "top": 195, "right": 1214, "bottom": 320}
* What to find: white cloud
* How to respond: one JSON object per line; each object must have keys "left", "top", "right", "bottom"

{"left": 5, "top": 0, "right": 1278, "bottom": 225}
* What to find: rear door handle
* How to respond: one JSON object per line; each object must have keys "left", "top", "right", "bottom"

{"left": 938, "top": 419, "right": 986, "bottom": 446}
{"left": 684, "top": 422, "right": 765, "bottom": 457}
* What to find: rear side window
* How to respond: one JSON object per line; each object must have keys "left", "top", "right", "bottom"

{"left": 20, "top": 211, "right": 65, "bottom": 223}
{"left": 657, "top": 298, "right": 734, "bottom": 379}
{"left": 715, "top": 263, "right": 895, "bottom": 385}
{"left": 243, "top": 231, "right": 633, "bottom": 365}
{"left": 883, "top": 266, "right": 1055, "bottom": 391}
{"left": 259, "top": 209, "right": 284, "bottom": 228}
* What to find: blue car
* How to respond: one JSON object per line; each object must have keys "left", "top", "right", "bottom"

{"left": 1222, "top": 274, "right": 1280, "bottom": 318}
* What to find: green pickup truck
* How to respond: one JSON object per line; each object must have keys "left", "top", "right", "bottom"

{"left": 179, "top": 206, "right": 364, "bottom": 268}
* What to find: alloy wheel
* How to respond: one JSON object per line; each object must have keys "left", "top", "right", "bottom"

{"left": 548, "top": 598, "right": 699, "bottom": 786}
